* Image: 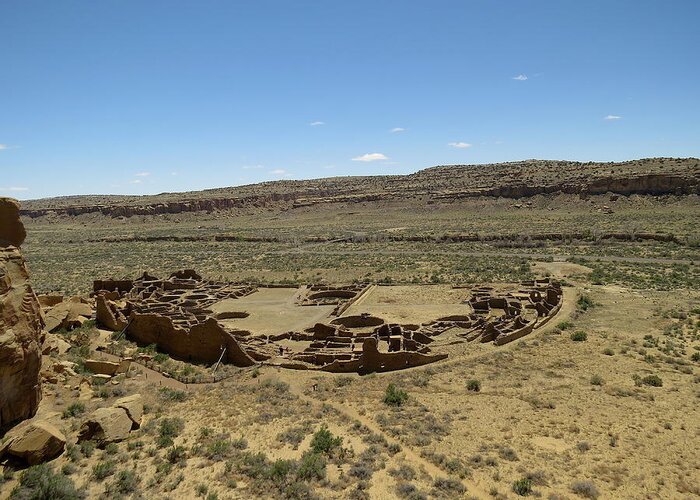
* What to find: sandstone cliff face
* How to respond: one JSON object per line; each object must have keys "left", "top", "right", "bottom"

{"left": 19, "top": 158, "right": 700, "bottom": 219}
{"left": 0, "top": 197, "right": 43, "bottom": 432}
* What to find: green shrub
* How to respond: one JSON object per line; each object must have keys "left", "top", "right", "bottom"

{"left": 206, "top": 439, "right": 232, "bottom": 461}
{"left": 79, "top": 440, "right": 95, "bottom": 458}
{"left": 641, "top": 374, "right": 663, "bottom": 387}
{"left": 159, "top": 387, "right": 187, "bottom": 402}
{"left": 61, "top": 463, "right": 77, "bottom": 476}
{"left": 310, "top": 426, "right": 342, "bottom": 455}
{"left": 384, "top": 384, "right": 409, "bottom": 407}
{"left": 231, "top": 436, "right": 248, "bottom": 450}
{"left": 62, "top": 402, "right": 86, "bottom": 419}
{"left": 108, "top": 470, "right": 139, "bottom": 494}
{"left": 157, "top": 417, "right": 185, "bottom": 448}
{"left": 283, "top": 481, "right": 315, "bottom": 499}
{"left": 590, "top": 374, "right": 604, "bottom": 386}
{"left": 92, "top": 460, "right": 116, "bottom": 480}
{"left": 512, "top": 478, "right": 533, "bottom": 496}
{"left": 196, "top": 483, "right": 208, "bottom": 497}
{"left": 104, "top": 442, "right": 119, "bottom": 455}
{"left": 267, "top": 459, "right": 295, "bottom": 481}
{"left": 154, "top": 352, "right": 170, "bottom": 363}
{"left": 167, "top": 445, "right": 188, "bottom": 464}
{"left": 10, "top": 464, "right": 84, "bottom": 499}
{"left": 466, "top": 379, "right": 481, "bottom": 392}
{"left": 576, "top": 295, "right": 596, "bottom": 312}
{"left": 237, "top": 451, "right": 270, "bottom": 479}
{"left": 570, "top": 331, "right": 588, "bottom": 342}
{"left": 557, "top": 321, "right": 574, "bottom": 331}
{"left": 296, "top": 451, "right": 326, "bottom": 480}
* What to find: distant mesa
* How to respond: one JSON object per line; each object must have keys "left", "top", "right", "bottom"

{"left": 18, "top": 158, "right": 700, "bottom": 219}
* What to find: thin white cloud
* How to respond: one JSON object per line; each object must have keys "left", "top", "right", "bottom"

{"left": 512, "top": 74, "right": 528, "bottom": 81}
{"left": 134, "top": 172, "right": 150, "bottom": 177}
{"left": 448, "top": 142, "right": 472, "bottom": 149}
{"left": 270, "top": 169, "right": 292, "bottom": 178}
{"left": 604, "top": 115, "right": 622, "bottom": 120}
{"left": 390, "top": 127, "right": 405, "bottom": 133}
{"left": 309, "top": 121, "right": 325, "bottom": 126}
{"left": 242, "top": 164, "right": 264, "bottom": 170}
{"left": 0, "top": 186, "right": 29, "bottom": 192}
{"left": 352, "top": 153, "right": 389, "bottom": 162}
{"left": 170, "top": 172, "right": 178, "bottom": 176}
{"left": 0, "top": 144, "right": 8, "bottom": 150}
{"left": 130, "top": 179, "right": 142, "bottom": 184}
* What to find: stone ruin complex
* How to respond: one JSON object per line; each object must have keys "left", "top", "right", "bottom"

{"left": 94, "top": 271, "right": 563, "bottom": 374}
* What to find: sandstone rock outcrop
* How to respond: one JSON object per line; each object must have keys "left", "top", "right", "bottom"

{"left": 83, "top": 359, "right": 121, "bottom": 376}
{"left": 0, "top": 420, "right": 66, "bottom": 465}
{"left": 0, "top": 198, "right": 26, "bottom": 247}
{"left": 115, "top": 394, "right": 143, "bottom": 430}
{"left": 78, "top": 407, "right": 133, "bottom": 446}
{"left": 43, "top": 299, "right": 92, "bottom": 332}
{"left": 0, "top": 198, "right": 43, "bottom": 432}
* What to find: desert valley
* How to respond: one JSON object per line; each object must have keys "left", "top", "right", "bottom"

{"left": 1, "top": 158, "right": 699, "bottom": 499}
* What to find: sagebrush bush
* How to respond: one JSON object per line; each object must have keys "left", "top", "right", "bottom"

{"left": 310, "top": 425, "right": 342, "bottom": 455}
{"left": 570, "top": 331, "right": 588, "bottom": 342}
{"left": 296, "top": 451, "right": 326, "bottom": 480}
{"left": 384, "top": 384, "right": 409, "bottom": 406}
{"left": 512, "top": 477, "right": 532, "bottom": 496}
{"left": 62, "top": 402, "right": 86, "bottom": 419}
{"left": 11, "top": 464, "right": 84, "bottom": 499}
{"left": 91, "top": 460, "right": 116, "bottom": 481}
{"left": 571, "top": 479, "right": 600, "bottom": 498}
{"left": 108, "top": 470, "right": 139, "bottom": 495}
{"left": 577, "top": 294, "right": 596, "bottom": 311}
{"left": 641, "top": 374, "right": 663, "bottom": 387}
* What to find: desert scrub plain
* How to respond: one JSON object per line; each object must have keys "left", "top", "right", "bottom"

{"left": 3, "top": 273, "right": 700, "bottom": 499}
{"left": 4, "top": 159, "right": 700, "bottom": 499}
{"left": 20, "top": 194, "right": 700, "bottom": 294}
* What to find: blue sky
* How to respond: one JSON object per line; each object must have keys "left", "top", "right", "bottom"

{"left": 1, "top": 1, "right": 699, "bottom": 199}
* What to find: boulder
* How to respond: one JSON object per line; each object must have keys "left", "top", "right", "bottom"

{"left": 52, "top": 361, "right": 77, "bottom": 377}
{"left": 84, "top": 359, "right": 120, "bottom": 376}
{"left": 0, "top": 199, "right": 43, "bottom": 431}
{"left": 115, "top": 394, "right": 143, "bottom": 429}
{"left": 0, "top": 197, "right": 26, "bottom": 247}
{"left": 37, "top": 294, "right": 63, "bottom": 309}
{"left": 41, "top": 334, "right": 72, "bottom": 356}
{"left": 116, "top": 358, "right": 132, "bottom": 374}
{"left": 77, "top": 407, "right": 132, "bottom": 446}
{"left": 1, "top": 420, "right": 66, "bottom": 465}
{"left": 44, "top": 301, "right": 93, "bottom": 332}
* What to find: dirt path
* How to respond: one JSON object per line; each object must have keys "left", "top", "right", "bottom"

{"left": 286, "top": 378, "right": 492, "bottom": 499}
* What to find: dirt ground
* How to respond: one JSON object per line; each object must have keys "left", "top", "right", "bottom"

{"left": 4, "top": 267, "right": 699, "bottom": 499}
{"left": 210, "top": 287, "right": 335, "bottom": 335}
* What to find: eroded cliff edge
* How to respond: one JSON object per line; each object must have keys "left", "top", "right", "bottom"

{"left": 0, "top": 197, "right": 43, "bottom": 432}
